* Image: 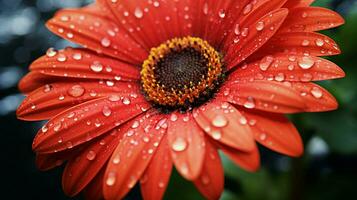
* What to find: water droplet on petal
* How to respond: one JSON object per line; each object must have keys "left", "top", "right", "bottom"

{"left": 259, "top": 55, "right": 274, "bottom": 71}
{"left": 170, "top": 113, "right": 178, "bottom": 122}
{"left": 112, "top": 154, "right": 121, "bottom": 164}
{"left": 90, "top": 61, "right": 103, "bottom": 72}
{"left": 298, "top": 56, "right": 315, "bottom": 69}
{"left": 101, "top": 37, "right": 111, "bottom": 47}
{"left": 68, "top": 85, "right": 85, "bottom": 97}
{"left": 72, "top": 53, "right": 82, "bottom": 60}
{"left": 46, "top": 48, "right": 57, "bottom": 57}
{"left": 256, "top": 21, "right": 264, "bottom": 31}
{"left": 211, "top": 130, "right": 222, "bottom": 140}
{"left": 212, "top": 115, "right": 228, "bottom": 128}
{"left": 311, "top": 87, "right": 323, "bottom": 98}
{"left": 57, "top": 54, "right": 67, "bottom": 62}
{"left": 244, "top": 97, "right": 256, "bottom": 109}
{"left": 172, "top": 137, "right": 188, "bottom": 152}
{"left": 315, "top": 38, "right": 324, "bottom": 47}
{"left": 102, "top": 106, "right": 112, "bottom": 117}
{"left": 218, "top": 9, "right": 226, "bottom": 18}
{"left": 106, "top": 172, "right": 116, "bottom": 186}
{"left": 86, "top": 150, "right": 96, "bottom": 160}
{"left": 134, "top": 7, "right": 143, "bottom": 18}
{"left": 122, "top": 97, "right": 131, "bottom": 105}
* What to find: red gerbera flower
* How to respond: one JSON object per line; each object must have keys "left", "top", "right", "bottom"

{"left": 17, "top": 0, "right": 344, "bottom": 199}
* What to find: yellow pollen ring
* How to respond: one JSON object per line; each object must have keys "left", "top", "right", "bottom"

{"left": 141, "top": 36, "right": 223, "bottom": 107}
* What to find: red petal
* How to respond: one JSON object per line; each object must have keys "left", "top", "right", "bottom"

{"left": 193, "top": 100, "right": 255, "bottom": 151}
{"left": 193, "top": 141, "right": 224, "bottom": 200}
{"left": 167, "top": 112, "right": 206, "bottom": 180}
{"left": 103, "top": 113, "right": 166, "bottom": 200}
{"left": 141, "top": 135, "right": 172, "bottom": 200}
{"left": 279, "top": 7, "right": 344, "bottom": 32}
{"left": 32, "top": 95, "right": 150, "bottom": 154}
{"left": 18, "top": 72, "right": 66, "bottom": 94}
{"left": 224, "top": 8, "right": 289, "bottom": 69}
{"left": 62, "top": 129, "right": 121, "bottom": 196}
{"left": 229, "top": 54, "right": 345, "bottom": 82}
{"left": 219, "top": 142, "right": 260, "bottom": 172}
{"left": 17, "top": 81, "right": 140, "bottom": 121}
{"left": 257, "top": 32, "right": 341, "bottom": 56}
{"left": 240, "top": 108, "right": 303, "bottom": 156}
{"left": 216, "top": 80, "right": 306, "bottom": 113}
{"left": 101, "top": 0, "right": 194, "bottom": 50}
{"left": 198, "top": 0, "right": 251, "bottom": 47}
{"left": 290, "top": 82, "right": 338, "bottom": 112}
{"left": 30, "top": 48, "right": 140, "bottom": 81}
{"left": 35, "top": 148, "right": 80, "bottom": 171}
{"left": 46, "top": 9, "right": 147, "bottom": 65}
{"left": 83, "top": 167, "right": 105, "bottom": 200}
{"left": 283, "top": 0, "right": 314, "bottom": 9}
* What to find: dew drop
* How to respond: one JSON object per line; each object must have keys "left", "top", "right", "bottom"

{"left": 90, "top": 61, "right": 103, "bottom": 72}
{"left": 106, "top": 172, "right": 116, "bottom": 186}
{"left": 244, "top": 97, "right": 256, "bottom": 109}
{"left": 68, "top": 85, "right": 85, "bottom": 97}
{"left": 298, "top": 56, "right": 315, "bottom": 69}
{"left": 301, "top": 39, "right": 310, "bottom": 46}
{"left": 211, "top": 131, "right": 222, "bottom": 140}
{"left": 53, "top": 122, "right": 62, "bottom": 132}
{"left": 311, "top": 87, "right": 323, "bottom": 98}
{"left": 102, "top": 106, "right": 112, "bottom": 117}
{"left": 274, "top": 73, "right": 285, "bottom": 82}
{"left": 72, "top": 53, "right": 82, "bottom": 60}
{"left": 112, "top": 154, "right": 121, "bottom": 164}
{"left": 57, "top": 54, "right": 67, "bottom": 62}
{"left": 259, "top": 55, "right": 274, "bottom": 71}
{"left": 46, "top": 48, "right": 57, "bottom": 57}
{"left": 86, "top": 150, "right": 96, "bottom": 161}
{"left": 256, "top": 21, "right": 264, "bottom": 31}
{"left": 122, "top": 97, "right": 131, "bottom": 105}
{"left": 172, "top": 137, "right": 188, "bottom": 152}
{"left": 134, "top": 7, "right": 143, "bottom": 18}
{"left": 101, "top": 37, "right": 111, "bottom": 47}
{"left": 212, "top": 115, "right": 228, "bottom": 128}
{"left": 170, "top": 113, "right": 178, "bottom": 122}
{"left": 218, "top": 9, "right": 226, "bottom": 18}
{"left": 315, "top": 38, "right": 324, "bottom": 47}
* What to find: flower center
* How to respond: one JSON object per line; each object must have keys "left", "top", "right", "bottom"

{"left": 141, "top": 36, "right": 224, "bottom": 109}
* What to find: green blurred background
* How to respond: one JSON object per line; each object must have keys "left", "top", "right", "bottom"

{"left": 0, "top": 0, "right": 356, "bottom": 199}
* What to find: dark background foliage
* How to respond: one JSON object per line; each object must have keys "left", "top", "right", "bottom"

{"left": 0, "top": 0, "right": 356, "bottom": 199}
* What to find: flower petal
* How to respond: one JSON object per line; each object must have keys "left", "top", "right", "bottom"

{"left": 257, "top": 32, "right": 341, "bottom": 57}
{"left": 17, "top": 81, "right": 140, "bottom": 121}
{"left": 141, "top": 134, "right": 172, "bottom": 200}
{"left": 279, "top": 7, "right": 344, "bottom": 32}
{"left": 167, "top": 112, "right": 206, "bottom": 180}
{"left": 101, "top": 0, "right": 194, "bottom": 50}
{"left": 46, "top": 9, "right": 147, "bottom": 64}
{"left": 18, "top": 72, "right": 66, "bottom": 94}
{"left": 193, "top": 100, "right": 255, "bottom": 152}
{"left": 103, "top": 113, "right": 166, "bottom": 200}
{"left": 290, "top": 82, "right": 338, "bottom": 112}
{"left": 283, "top": 0, "right": 314, "bottom": 9}
{"left": 62, "top": 129, "right": 121, "bottom": 196}
{"left": 83, "top": 167, "right": 105, "bottom": 200}
{"left": 35, "top": 148, "right": 81, "bottom": 171}
{"left": 193, "top": 140, "right": 224, "bottom": 200}
{"left": 225, "top": 8, "right": 289, "bottom": 69}
{"left": 30, "top": 48, "right": 140, "bottom": 81}
{"left": 240, "top": 108, "right": 303, "bottom": 156}
{"left": 216, "top": 80, "right": 306, "bottom": 113}
{"left": 219, "top": 142, "right": 260, "bottom": 172}
{"left": 32, "top": 95, "right": 150, "bottom": 154}
{"left": 229, "top": 54, "right": 345, "bottom": 82}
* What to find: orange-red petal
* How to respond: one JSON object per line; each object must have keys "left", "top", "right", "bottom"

{"left": 193, "top": 141, "right": 224, "bottom": 200}
{"left": 103, "top": 113, "right": 166, "bottom": 200}
{"left": 32, "top": 96, "right": 150, "bottom": 154}
{"left": 216, "top": 80, "right": 306, "bottom": 113}
{"left": 167, "top": 112, "right": 206, "bottom": 180}
{"left": 193, "top": 100, "right": 255, "bottom": 152}
{"left": 240, "top": 108, "right": 303, "bottom": 156}
{"left": 17, "top": 82, "right": 140, "bottom": 121}
{"left": 62, "top": 129, "right": 121, "bottom": 196}
{"left": 141, "top": 134, "right": 172, "bottom": 200}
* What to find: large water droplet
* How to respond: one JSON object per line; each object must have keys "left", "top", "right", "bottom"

{"left": 311, "top": 87, "right": 323, "bottom": 98}
{"left": 298, "top": 56, "right": 315, "bottom": 69}
{"left": 259, "top": 56, "right": 274, "bottom": 71}
{"left": 256, "top": 21, "right": 264, "bottom": 31}
{"left": 90, "top": 61, "right": 103, "bottom": 72}
{"left": 102, "top": 106, "right": 112, "bottom": 117}
{"left": 68, "top": 85, "right": 85, "bottom": 97}
{"left": 244, "top": 97, "right": 256, "bottom": 109}
{"left": 46, "top": 48, "right": 57, "bottom": 57}
{"left": 101, "top": 37, "right": 111, "bottom": 47}
{"left": 212, "top": 115, "right": 228, "bottom": 128}
{"left": 134, "top": 7, "right": 143, "bottom": 18}
{"left": 211, "top": 130, "right": 222, "bottom": 140}
{"left": 106, "top": 172, "right": 116, "bottom": 186}
{"left": 172, "top": 137, "right": 188, "bottom": 152}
